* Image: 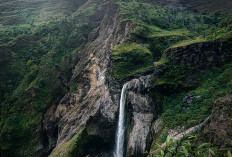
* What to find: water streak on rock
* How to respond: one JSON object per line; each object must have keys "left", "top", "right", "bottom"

{"left": 114, "top": 83, "right": 128, "bottom": 157}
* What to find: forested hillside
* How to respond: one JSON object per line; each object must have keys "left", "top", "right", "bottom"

{"left": 0, "top": 0, "right": 231, "bottom": 156}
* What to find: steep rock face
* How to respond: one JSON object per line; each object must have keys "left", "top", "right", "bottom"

{"left": 153, "top": 38, "right": 232, "bottom": 90}
{"left": 165, "top": 39, "right": 232, "bottom": 68}
{"left": 44, "top": 0, "right": 133, "bottom": 156}
{"left": 201, "top": 94, "right": 232, "bottom": 148}
{"left": 125, "top": 75, "right": 161, "bottom": 157}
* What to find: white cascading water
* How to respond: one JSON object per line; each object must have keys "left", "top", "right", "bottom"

{"left": 114, "top": 83, "right": 128, "bottom": 157}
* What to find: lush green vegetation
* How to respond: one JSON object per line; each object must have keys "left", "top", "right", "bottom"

{"left": 111, "top": 0, "right": 232, "bottom": 79}
{"left": 0, "top": 22, "right": 88, "bottom": 156}
{"left": 113, "top": 1, "right": 232, "bottom": 156}
{"left": 112, "top": 42, "right": 154, "bottom": 78}
{"left": 149, "top": 134, "right": 230, "bottom": 157}
{"left": 162, "top": 62, "right": 232, "bottom": 128}
{"left": 0, "top": 1, "right": 101, "bottom": 155}
{"left": 151, "top": 50, "right": 231, "bottom": 129}
{"left": 114, "top": 0, "right": 232, "bottom": 128}
{"left": 1, "top": 0, "right": 232, "bottom": 156}
{"left": 117, "top": 1, "right": 231, "bottom": 51}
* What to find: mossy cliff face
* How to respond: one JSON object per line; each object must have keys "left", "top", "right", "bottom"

{"left": 153, "top": 38, "right": 232, "bottom": 90}
{"left": 165, "top": 39, "right": 232, "bottom": 68}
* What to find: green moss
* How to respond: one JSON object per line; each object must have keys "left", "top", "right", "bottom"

{"left": 112, "top": 42, "right": 154, "bottom": 79}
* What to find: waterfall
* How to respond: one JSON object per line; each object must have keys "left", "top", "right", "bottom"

{"left": 114, "top": 83, "right": 128, "bottom": 157}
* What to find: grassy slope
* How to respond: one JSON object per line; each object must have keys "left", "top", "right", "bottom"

{"left": 112, "top": 42, "right": 154, "bottom": 79}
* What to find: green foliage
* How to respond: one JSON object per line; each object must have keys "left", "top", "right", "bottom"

{"left": 0, "top": 2, "right": 100, "bottom": 155}
{"left": 161, "top": 132, "right": 168, "bottom": 143}
{"left": 112, "top": 42, "right": 154, "bottom": 78}
{"left": 162, "top": 62, "right": 232, "bottom": 128}
{"left": 170, "top": 37, "right": 207, "bottom": 48}
{"left": 151, "top": 134, "right": 225, "bottom": 157}
{"left": 117, "top": 0, "right": 232, "bottom": 58}
{"left": 1, "top": 0, "right": 232, "bottom": 156}
{"left": 0, "top": 0, "right": 88, "bottom": 26}
{"left": 79, "top": 89, "right": 87, "bottom": 103}
{"left": 70, "top": 82, "right": 79, "bottom": 92}
{"left": 228, "top": 150, "right": 232, "bottom": 157}
{"left": 111, "top": 0, "right": 232, "bottom": 81}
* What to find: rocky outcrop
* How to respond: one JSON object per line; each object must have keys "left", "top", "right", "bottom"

{"left": 201, "top": 94, "right": 232, "bottom": 148}
{"left": 125, "top": 75, "right": 161, "bottom": 157}
{"left": 165, "top": 39, "right": 232, "bottom": 68}
{"left": 182, "top": 94, "right": 201, "bottom": 110}
{"left": 153, "top": 38, "right": 232, "bottom": 91}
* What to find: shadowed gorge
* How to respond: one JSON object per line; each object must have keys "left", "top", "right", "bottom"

{"left": 0, "top": 0, "right": 232, "bottom": 157}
